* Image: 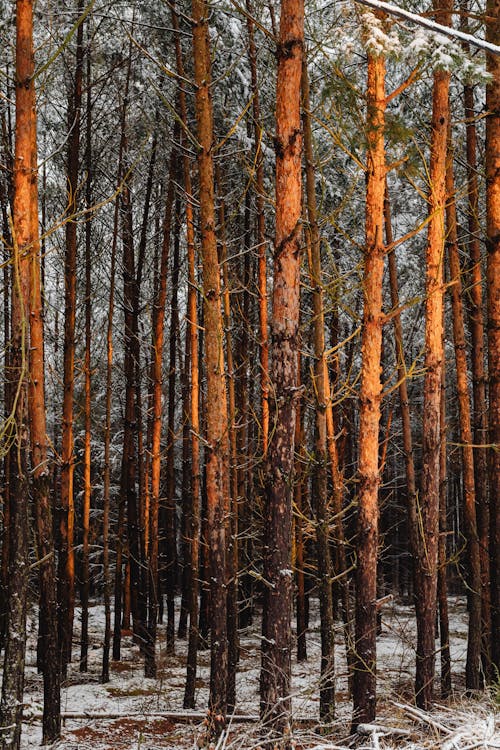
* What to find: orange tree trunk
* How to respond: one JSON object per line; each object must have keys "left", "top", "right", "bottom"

{"left": 415, "top": 1, "right": 450, "bottom": 705}
{"left": 445, "top": 140, "right": 482, "bottom": 691}
{"left": 259, "top": 0, "right": 303, "bottom": 739}
{"left": 485, "top": 0, "right": 500, "bottom": 675}
{"left": 351, "top": 46, "right": 386, "bottom": 730}
{"left": 28, "top": 67, "right": 61, "bottom": 746}
{"left": 146, "top": 150, "right": 175, "bottom": 678}
{"left": 0, "top": 3, "right": 36, "bottom": 746}
{"left": 191, "top": 0, "right": 230, "bottom": 732}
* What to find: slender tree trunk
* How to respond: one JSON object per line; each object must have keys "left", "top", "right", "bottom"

{"left": 171, "top": 3, "right": 202, "bottom": 709}
{"left": 165, "top": 184, "right": 181, "bottom": 657}
{"left": 0, "top": 113, "right": 12, "bottom": 660}
{"left": 485, "top": 0, "right": 500, "bottom": 677}
{"left": 134, "top": 138, "right": 157, "bottom": 655}
{"left": 111, "top": 45, "right": 133, "bottom": 664}
{"left": 145, "top": 150, "right": 175, "bottom": 677}
{"left": 260, "top": 0, "right": 303, "bottom": 739}
{"left": 384, "top": 188, "right": 420, "bottom": 586}
{"left": 178, "top": 321, "right": 191, "bottom": 641}
{"left": 351, "top": 45, "right": 386, "bottom": 730}
{"left": 192, "top": 0, "right": 230, "bottom": 731}
{"left": 80, "top": 44, "right": 92, "bottom": 674}
{"left": 216, "top": 167, "right": 239, "bottom": 712}
{"left": 245, "top": 0, "right": 269, "bottom": 458}
{"left": 0, "top": 4, "right": 34, "bottom": 745}
{"left": 102, "top": 191, "right": 117, "bottom": 680}
{"left": 120, "top": 175, "right": 147, "bottom": 653}
{"left": 445, "top": 137, "right": 482, "bottom": 691}
{"left": 27, "top": 88, "right": 61, "bottom": 750}
{"left": 438, "top": 361, "right": 451, "bottom": 697}
{"left": 302, "top": 54, "right": 335, "bottom": 724}
{"left": 461, "top": 0, "right": 491, "bottom": 679}
{"left": 414, "top": 0, "right": 450, "bottom": 706}
{"left": 58, "top": 0, "right": 84, "bottom": 674}
{"left": 295, "top": 349, "right": 307, "bottom": 663}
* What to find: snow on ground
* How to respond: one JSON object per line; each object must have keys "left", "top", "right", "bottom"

{"left": 7, "top": 597, "right": 499, "bottom": 749}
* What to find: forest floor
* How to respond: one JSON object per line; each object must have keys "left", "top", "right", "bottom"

{"left": 11, "top": 597, "right": 499, "bottom": 749}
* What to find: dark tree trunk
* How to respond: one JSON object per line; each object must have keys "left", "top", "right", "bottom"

{"left": 463, "top": 77, "right": 491, "bottom": 680}
{"left": 171, "top": 3, "right": 202, "bottom": 709}
{"left": 58, "top": 0, "right": 85, "bottom": 676}
{"left": 438, "top": 363, "right": 451, "bottom": 697}
{"left": 165, "top": 185, "right": 181, "bottom": 656}
{"left": 446, "top": 136, "right": 482, "bottom": 691}
{"left": 302, "top": 54, "right": 335, "bottom": 724}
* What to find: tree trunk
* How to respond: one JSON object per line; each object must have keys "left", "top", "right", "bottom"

{"left": 438, "top": 361, "right": 451, "bottom": 697}
{"left": 102, "top": 186, "right": 117, "bottom": 680}
{"left": 384, "top": 187, "right": 419, "bottom": 589}
{"left": 485, "top": 0, "right": 500, "bottom": 677}
{"left": 0, "top": 112, "right": 12, "bottom": 659}
{"left": 414, "top": 0, "right": 450, "bottom": 705}
{"left": 171, "top": 3, "right": 202, "bottom": 710}
{"left": 294, "top": 348, "right": 307, "bottom": 663}
{"left": 352, "top": 44, "right": 386, "bottom": 730}
{"left": 302, "top": 54, "right": 335, "bottom": 724}
{"left": 445, "top": 136, "right": 482, "bottom": 691}
{"left": 165, "top": 183, "right": 181, "bottom": 657}
{"left": 0, "top": 3, "right": 34, "bottom": 744}
{"left": 216, "top": 166, "right": 239, "bottom": 712}
{"left": 245, "top": 0, "right": 269, "bottom": 458}
{"left": 80, "top": 43, "right": 92, "bottom": 674}
{"left": 145, "top": 150, "right": 175, "bottom": 677}
{"left": 463, "top": 78, "right": 491, "bottom": 680}
{"left": 58, "top": 0, "right": 84, "bottom": 674}
{"left": 192, "top": 0, "right": 230, "bottom": 732}
{"left": 260, "top": 0, "right": 303, "bottom": 739}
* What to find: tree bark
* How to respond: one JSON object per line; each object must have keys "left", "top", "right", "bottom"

{"left": 414, "top": 0, "right": 450, "bottom": 706}
{"left": 145, "top": 150, "right": 175, "bottom": 677}
{"left": 438, "top": 360, "right": 451, "bottom": 697}
{"left": 463, "top": 80, "right": 491, "bottom": 680}
{"left": 0, "top": 3, "right": 35, "bottom": 745}
{"left": 171, "top": 3, "right": 202, "bottom": 709}
{"left": 80, "top": 42, "right": 92, "bottom": 674}
{"left": 445, "top": 137, "right": 482, "bottom": 691}
{"left": 191, "top": 0, "right": 230, "bottom": 732}
{"left": 302, "top": 54, "right": 335, "bottom": 724}
{"left": 58, "top": 0, "right": 85, "bottom": 674}
{"left": 245, "top": 0, "right": 269, "bottom": 458}
{"left": 216, "top": 166, "right": 239, "bottom": 712}
{"left": 259, "top": 0, "right": 303, "bottom": 740}
{"left": 485, "top": 0, "right": 500, "bottom": 677}
{"left": 384, "top": 187, "right": 419, "bottom": 587}
{"left": 352, "top": 44, "right": 386, "bottom": 730}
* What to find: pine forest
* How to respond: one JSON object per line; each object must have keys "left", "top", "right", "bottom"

{"left": 0, "top": 0, "right": 499, "bottom": 748}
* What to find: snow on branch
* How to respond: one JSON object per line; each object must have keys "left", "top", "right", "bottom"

{"left": 355, "top": 0, "right": 500, "bottom": 55}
